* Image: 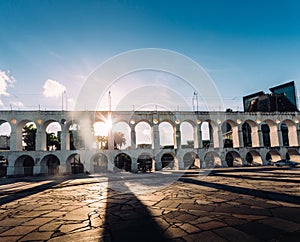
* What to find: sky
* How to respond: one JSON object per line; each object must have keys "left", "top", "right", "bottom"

{"left": 1, "top": 0, "right": 300, "bottom": 112}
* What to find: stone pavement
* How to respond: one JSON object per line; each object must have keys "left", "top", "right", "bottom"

{"left": 0, "top": 166, "right": 300, "bottom": 241}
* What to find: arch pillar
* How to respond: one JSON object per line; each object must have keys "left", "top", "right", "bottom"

{"left": 131, "top": 157, "right": 137, "bottom": 172}
{"left": 251, "top": 125, "right": 260, "bottom": 147}
{"left": 238, "top": 125, "right": 244, "bottom": 148}
{"left": 194, "top": 124, "right": 203, "bottom": 148}
{"left": 7, "top": 165, "right": 14, "bottom": 176}
{"left": 297, "top": 126, "right": 300, "bottom": 147}
{"left": 152, "top": 124, "right": 160, "bottom": 149}
{"left": 60, "top": 126, "right": 70, "bottom": 151}
{"left": 258, "top": 126, "right": 264, "bottom": 147}
{"left": 217, "top": 125, "right": 223, "bottom": 148}
{"left": 175, "top": 124, "right": 181, "bottom": 149}
{"left": 15, "top": 124, "right": 23, "bottom": 151}
{"left": 34, "top": 165, "right": 41, "bottom": 175}
{"left": 107, "top": 128, "right": 114, "bottom": 150}
{"left": 9, "top": 124, "right": 17, "bottom": 151}
{"left": 131, "top": 127, "right": 136, "bottom": 149}
{"left": 277, "top": 124, "right": 283, "bottom": 147}
{"left": 36, "top": 127, "right": 46, "bottom": 151}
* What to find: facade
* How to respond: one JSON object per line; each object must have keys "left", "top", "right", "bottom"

{"left": 0, "top": 110, "right": 300, "bottom": 177}
{"left": 243, "top": 81, "right": 298, "bottom": 112}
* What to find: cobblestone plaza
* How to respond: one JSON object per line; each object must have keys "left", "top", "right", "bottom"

{"left": 0, "top": 166, "right": 299, "bottom": 241}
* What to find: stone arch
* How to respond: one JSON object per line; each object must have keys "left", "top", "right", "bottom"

{"left": 67, "top": 153, "right": 84, "bottom": 174}
{"left": 282, "top": 119, "right": 298, "bottom": 147}
{"left": 221, "top": 119, "right": 239, "bottom": 148}
{"left": 15, "top": 155, "right": 34, "bottom": 176}
{"left": 180, "top": 121, "right": 194, "bottom": 148}
{"left": 266, "top": 150, "right": 282, "bottom": 163}
{"left": 40, "top": 154, "right": 60, "bottom": 175}
{"left": 17, "top": 120, "right": 36, "bottom": 151}
{"left": 43, "top": 120, "right": 62, "bottom": 151}
{"left": 263, "top": 119, "right": 278, "bottom": 147}
{"left": 159, "top": 121, "right": 174, "bottom": 148}
{"left": 114, "top": 153, "right": 132, "bottom": 172}
{"left": 202, "top": 120, "right": 217, "bottom": 148}
{"left": 261, "top": 122, "right": 271, "bottom": 147}
{"left": 183, "top": 151, "right": 200, "bottom": 169}
{"left": 286, "top": 149, "right": 300, "bottom": 162}
{"left": 68, "top": 121, "right": 84, "bottom": 150}
{"left": 222, "top": 121, "right": 233, "bottom": 148}
{"left": 242, "top": 122, "right": 252, "bottom": 147}
{"left": 204, "top": 151, "right": 221, "bottom": 168}
{"left": 246, "top": 150, "right": 263, "bottom": 166}
{"left": 243, "top": 120, "right": 259, "bottom": 147}
{"left": 0, "top": 155, "right": 8, "bottom": 177}
{"left": 137, "top": 153, "right": 153, "bottom": 172}
{"left": 135, "top": 121, "right": 152, "bottom": 149}
{"left": 225, "top": 151, "right": 243, "bottom": 167}
{"left": 161, "top": 152, "right": 176, "bottom": 169}
{"left": 92, "top": 153, "right": 108, "bottom": 173}
{"left": 93, "top": 121, "right": 109, "bottom": 149}
{"left": 0, "top": 120, "right": 11, "bottom": 150}
{"left": 112, "top": 121, "right": 131, "bottom": 150}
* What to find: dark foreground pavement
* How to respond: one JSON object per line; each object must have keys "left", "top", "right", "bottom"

{"left": 0, "top": 166, "right": 300, "bottom": 241}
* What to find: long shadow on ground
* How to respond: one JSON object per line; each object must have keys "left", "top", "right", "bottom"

{"left": 102, "top": 175, "right": 169, "bottom": 242}
{"left": 178, "top": 177, "right": 300, "bottom": 205}
{"left": 0, "top": 174, "right": 91, "bottom": 206}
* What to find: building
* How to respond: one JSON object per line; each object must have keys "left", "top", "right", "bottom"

{"left": 243, "top": 81, "right": 298, "bottom": 112}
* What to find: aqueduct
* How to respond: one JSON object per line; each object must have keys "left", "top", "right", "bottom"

{"left": 1, "top": 110, "right": 300, "bottom": 177}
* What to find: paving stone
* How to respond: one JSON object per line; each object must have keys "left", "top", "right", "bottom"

{"left": 154, "top": 217, "right": 170, "bottom": 229}
{"left": 175, "top": 212, "right": 198, "bottom": 222}
{"left": 0, "top": 225, "right": 37, "bottom": 236}
{"left": 0, "top": 217, "right": 30, "bottom": 227}
{"left": 0, "top": 169, "right": 300, "bottom": 241}
{"left": 20, "top": 231, "right": 53, "bottom": 241}
{"left": 178, "top": 223, "right": 200, "bottom": 234}
{"left": 214, "top": 226, "right": 259, "bottom": 242}
{"left": 23, "top": 217, "right": 54, "bottom": 226}
{"left": 48, "top": 228, "right": 104, "bottom": 242}
{"left": 164, "top": 225, "right": 187, "bottom": 238}
{"left": 234, "top": 221, "right": 286, "bottom": 241}
{"left": 39, "top": 221, "right": 61, "bottom": 232}
{"left": 43, "top": 211, "right": 68, "bottom": 218}
{"left": 183, "top": 231, "right": 227, "bottom": 242}
{"left": 147, "top": 208, "right": 165, "bottom": 217}
{"left": 271, "top": 207, "right": 300, "bottom": 223}
{"left": 0, "top": 235, "right": 22, "bottom": 241}
{"left": 258, "top": 217, "right": 300, "bottom": 232}
{"left": 232, "top": 214, "right": 268, "bottom": 221}
{"left": 17, "top": 210, "right": 48, "bottom": 218}
{"left": 196, "top": 221, "right": 227, "bottom": 230}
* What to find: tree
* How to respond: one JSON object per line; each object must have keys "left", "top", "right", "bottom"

{"left": 113, "top": 131, "right": 126, "bottom": 149}
{"left": 22, "top": 124, "right": 36, "bottom": 151}
{"left": 95, "top": 132, "right": 126, "bottom": 150}
{"left": 96, "top": 135, "right": 108, "bottom": 149}
{"left": 47, "top": 132, "right": 61, "bottom": 150}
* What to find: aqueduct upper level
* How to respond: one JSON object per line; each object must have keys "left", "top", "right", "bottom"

{"left": 0, "top": 110, "right": 300, "bottom": 177}
{"left": 1, "top": 110, "right": 300, "bottom": 150}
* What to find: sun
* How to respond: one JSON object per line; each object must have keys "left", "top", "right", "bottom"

{"left": 93, "top": 119, "right": 112, "bottom": 136}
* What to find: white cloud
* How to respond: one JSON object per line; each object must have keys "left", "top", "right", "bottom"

{"left": 0, "top": 69, "right": 15, "bottom": 97}
{"left": 0, "top": 100, "right": 4, "bottom": 108}
{"left": 43, "top": 79, "right": 66, "bottom": 98}
{"left": 10, "top": 101, "right": 24, "bottom": 108}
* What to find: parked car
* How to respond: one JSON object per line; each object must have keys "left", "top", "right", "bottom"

{"left": 275, "top": 159, "right": 298, "bottom": 168}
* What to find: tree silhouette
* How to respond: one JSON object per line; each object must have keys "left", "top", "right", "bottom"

{"left": 47, "top": 132, "right": 61, "bottom": 150}
{"left": 96, "top": 132, "right": 126, "bottom": 150}
{"left": 114, "top": 131, "right": 126, "bottom": 149}
{"left": 22, "top": 124, "right": 36, "bottom": 150}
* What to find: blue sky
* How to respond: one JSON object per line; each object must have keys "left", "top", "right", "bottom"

{"left": 1, "top": 0, "right": 300, "bottom": 111}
